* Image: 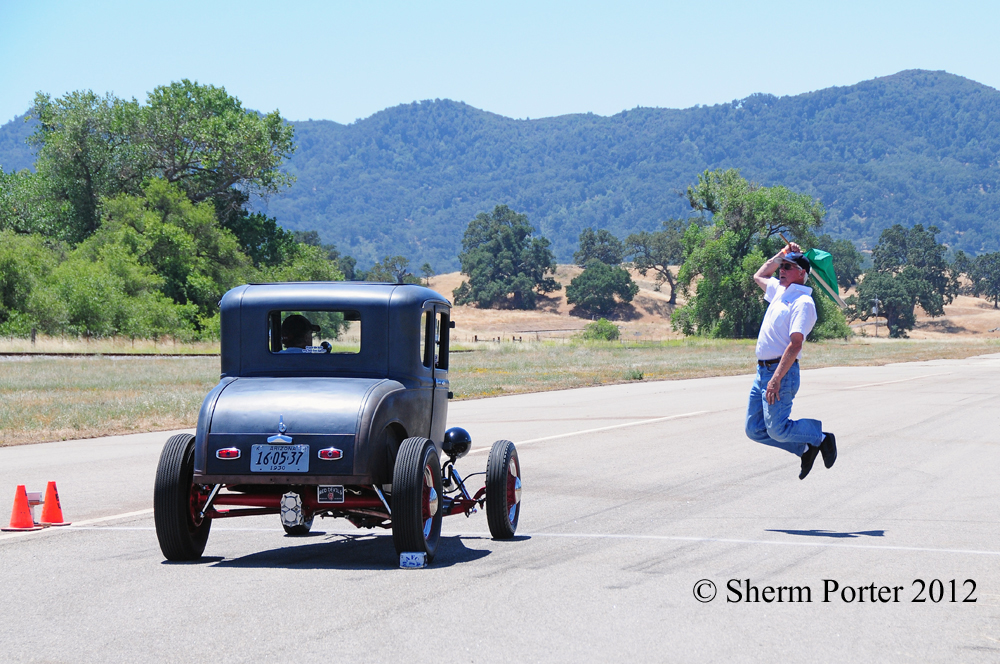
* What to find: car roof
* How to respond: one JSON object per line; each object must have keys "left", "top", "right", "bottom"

{"left": 234, "top": 281, "right": 451, "bottom": 309}
{"left": 218, "top": 281, "right": 452, "bottom": 379}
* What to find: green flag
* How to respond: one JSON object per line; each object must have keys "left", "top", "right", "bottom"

{"left": 805, "top": 248, "right": 847, "bottom": 309}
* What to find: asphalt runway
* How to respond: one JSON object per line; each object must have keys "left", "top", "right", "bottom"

{"left": 2, "top": 354, "right": 999, "bottom": 663}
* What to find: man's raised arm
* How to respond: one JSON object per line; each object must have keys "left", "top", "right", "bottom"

{"left": 753, "top": 242, "right": 801, "bottom": 292}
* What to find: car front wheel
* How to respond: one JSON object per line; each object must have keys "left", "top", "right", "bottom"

{"left": 486, "top": 439, "right": 521, "bottom": 539}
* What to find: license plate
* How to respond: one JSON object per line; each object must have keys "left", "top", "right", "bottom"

{"left": 250, "top": 444, "right": 309, "bottom": 472}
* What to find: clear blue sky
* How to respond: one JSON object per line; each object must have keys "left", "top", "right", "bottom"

{"left": 2, "top": 0, "right": 997, "bottom": 125}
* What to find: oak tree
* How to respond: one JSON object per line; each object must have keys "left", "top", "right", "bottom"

{"left": 574, "top": 227, "right": 624, "bottom": 266}
{"left": 566, "top": 260, "right": 639, "bottom": 317}
{"left": 454, "top": 205, "right": 560, "bottom": 309}
{"left": 625, "top": 219, "right": 685, "bottom": 305}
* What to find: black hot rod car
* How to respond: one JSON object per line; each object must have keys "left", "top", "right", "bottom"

{"left": 153, "top": 282, "right": 521, "bottom": 564}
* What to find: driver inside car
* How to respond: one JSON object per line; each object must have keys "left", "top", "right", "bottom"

{"left": 280, "top": 314, "right": 321, "bottom": 352}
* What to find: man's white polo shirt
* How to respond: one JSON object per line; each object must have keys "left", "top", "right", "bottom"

{"left": 755, "top": 278, "right": 817, "bottom": 361}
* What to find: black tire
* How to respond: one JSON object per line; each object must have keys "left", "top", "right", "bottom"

{"left": 391, "top": 437, "right": 443, "bottom": 560}
{"left": 282, "top": 515, "right": 315, "bottom": 536}
{"left": 486, "top": 440, "right": 521, "bottom": 540}
{"left": 154, "top": 433, "right": 211, "bottom": 561}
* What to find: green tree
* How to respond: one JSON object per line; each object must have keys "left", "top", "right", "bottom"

{"left": 848, "top": 224, "right": 956, "bottom": 337}
{"left": 88, "top": 179, "right": 251, "bottom": 317}
{"left": 674, "top": 169, "right": 825, "bottom": 337}
{"left": 364, "top": 255, "right": 420, "bottom": 284}
{"left": 0, "top": 168, "right": 62, "bottom": 237}
{"left": 566, "top": 260, "right": 639, "bottom": 317}
{"left": 454, "top": 205, "right": 560, "bottom": 309}
{"left": 29, "top": 91, "right": 144, "bottom": 241}
{"left": 29, "top": 243, "right": 197, "bottom": 340}
{"left": 421, "top": 262, "right": 435, "bottom": 285}
{"left": 28, "top": 81, "right": 295, "bottom": 243}
{"left": 0, "top": 231, "right": 59, "bottom": 335}
{"left": 971, "top": 252, "right": 1000, "bottom": 308}
{"left": 849, "top": 271, "right": 921, "bottom": 337}
{"left": 215, "top": 191, "right": 296, "bottom": 267}
{"left": 258, "top": 243, "right": 344, "bottom": 283}
{"left": 870, "top": 224, "right": 956, "bottom": 297}
{"left": 625, "top": 219, "right": 685, "bottom": 305}
{"left": 140, "top": 80, "right": 295, "bottom": 205}
{"left": 574, "top": 228, "right": 624, "bottom": 266}
{"left": 951, "top": 249, "right": 975, "bottom": 295}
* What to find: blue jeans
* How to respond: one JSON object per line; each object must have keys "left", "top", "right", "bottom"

{"left": 745, "top": 361, "right": 824, "bottom": 457}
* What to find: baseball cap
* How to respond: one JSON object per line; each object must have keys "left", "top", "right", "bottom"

{"left": 780, "top": 252, "right": 811, "bottom": 273}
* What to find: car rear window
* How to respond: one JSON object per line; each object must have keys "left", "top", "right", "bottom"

{"left": 267, "top": 310, "right": 362, "bottom": 355}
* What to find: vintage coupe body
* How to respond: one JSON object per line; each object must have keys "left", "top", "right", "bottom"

{"left": 153, "top": 282, "right": 521, "bottom": 564}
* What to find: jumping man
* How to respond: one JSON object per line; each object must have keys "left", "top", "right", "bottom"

{"left": 745, "top": 242, "right": 837, "bottom": 479}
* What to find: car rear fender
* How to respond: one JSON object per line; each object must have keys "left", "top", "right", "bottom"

{"left": 359, "top": 386, "right": 437, "bottom": 484}
{"left": 194, "top": 377, "right": 238, "bottom": 474}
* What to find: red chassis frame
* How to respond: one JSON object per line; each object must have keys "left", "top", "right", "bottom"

{"left": 190, "top": 484, "right": 487, "bottom": 523}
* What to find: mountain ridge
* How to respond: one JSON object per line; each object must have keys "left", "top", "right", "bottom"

{"left": 3, "top": 70, "right": 999, "bottom": 269}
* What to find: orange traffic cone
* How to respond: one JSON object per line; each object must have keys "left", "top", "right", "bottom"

{"left": 2, "top": 485, "right": 44, "bottom": 532}
{"left": 40, "top": 481, "right": 70, "bottom": 526}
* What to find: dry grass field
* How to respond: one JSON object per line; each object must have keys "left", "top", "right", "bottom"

{"left": 3, "top": 336, "right": 999, "bottom": 446}
{"left": 0, "top": 336, "right": 220, "bottom": 354}
{"left": 0, "top": 356, "right": 220, "bottom": 446}
{"left": 430, "top": 266, "right": 681, "bottom": 343}
{"left": 429, "top": 268, "right": 1000, "bottom": 342}
{"left": 2, "top": 268, "right": 1000, "bottom": 445}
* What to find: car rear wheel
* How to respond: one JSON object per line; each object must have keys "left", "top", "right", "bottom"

{"left": 486, "top": 439, "right": 521, "bottom": 540}
{"left": 391, "top": 437, "right": 443, "bottom": 560}
{"left": 154, "top": 433, "right": 211, "bottom": 561}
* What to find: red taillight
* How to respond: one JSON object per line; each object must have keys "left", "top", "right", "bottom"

{"left": 318, "top": 447, "right": 343, "bottom": 460}
{"left": 216, "top": 447, "right": 241, "bottom": 459}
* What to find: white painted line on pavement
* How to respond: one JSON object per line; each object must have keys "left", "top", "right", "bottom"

{"left": 65, "top": 526, "right": 155, "bottom": 531}
{"left": 513, "top": 531, "right": 1000, "bottom": 557}
{"left": 17, "top": 525, "right": 1000, "bottom": 558}
{"left": 65, "top": 526, "right": 366, "bottom": 532}
{"left": 0, "top": 508, "right": 154, "bottom": 542}
{"left": 71, "top": 508, "right": 154, "bottom": 526}
{"left": 467, "top": 410, "right": 711, "bottom": 454}
{"left": 848, "top": 373, "right": 950, "bottom": 390}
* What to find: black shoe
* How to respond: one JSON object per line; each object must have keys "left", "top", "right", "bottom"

{"left": 799, "top": 445, "right": 819, "bottom": 480}
{"left": 820, "top": 432, "right": 837, "bottom": 469}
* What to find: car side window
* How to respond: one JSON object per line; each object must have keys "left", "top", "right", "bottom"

{"left": 435, "top": 311, "right": 449, "bottom": 371}
{"left": 421, "top": 311, "right": 433, "bottom": 368}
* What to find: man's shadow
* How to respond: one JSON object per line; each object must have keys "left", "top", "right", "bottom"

{"left": 766, "top": 529, "right": 885, "bottom": 539}
{"left": 206, "top": 533, "right": 497, "bottom": 570}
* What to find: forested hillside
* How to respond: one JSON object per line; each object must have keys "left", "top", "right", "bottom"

{"left": 0, "top": 113, "right": 34, "bottom": 172}
{"left": 4, "top": 70, "right": 1000, "bottom": 270}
